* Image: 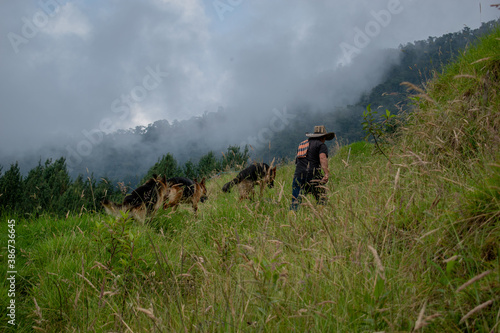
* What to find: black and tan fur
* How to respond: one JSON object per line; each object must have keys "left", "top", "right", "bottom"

{"left": 222, "top": 162, "right": 277, "bottom": 200}
{"left": 102, "top": 174, "right": 175, "bottom": 223}
{"left": 163, "top": 177, "right": 207, "bottom": 215}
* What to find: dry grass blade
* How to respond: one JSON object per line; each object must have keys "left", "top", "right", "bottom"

{"left": 454, "top": 74, "right": 477, "bottom": 80}
{"left": 418, "top": 228, "right": 440, "bottom": 241}
{"left": 386, "top": 167, "right": 401, "bottom": 209}
{"left": 238, "top": 244, "right": 255, "bottom": 253}
{"left": 456, "top": 270, "right": 492, "bottom": 292}
{"left": 76, "top": 273, "right": 99, "bottom": 292}
{"left": 407, "top": 150, "right": 430, "bottom": 166}
{"left": 113, "top": 312, "right": 136, "bottom": 333}
{"left": 277, "top": 181, "right": 284, "bottom": 203}
{"left": 459, "top": 300, "right": 494, "bottom": 324}
{"left": 32, "top": 297, "right": 48, "bottom": 331}
{"left": 443, "top": 255, "right": 460, "bottom": 263}
{"left": 394, "top": 167, "right": 401, "bottom": 191}
{"left": 92, "top": 261, "right": 116, "bottom": 276}
{"left": 177, "top": 273, "right": 193, "bottom": 278}
{"left": 401, "top": 82, "right": 437, "bottom": 104}
{"left": 137, "top": 307, "right": 157, "bottom": 321}
{"left": 367, "top": 245, "right": 385, "bottom": 280}
{"left": 33, "top": 297, "right": 43, "bottom": 320}
{"left": 74, "top": 288, "right": 82, "bottom": 308}
{"left": 471, "top": 57, "right": 491, "bottom": 64}
{"left": 413, "top": 301, "right": 427, "bottom": 332}
{"left": 401, "top": 81, "right": 426, "bottom": 94}
{"left": 412, "top": 301, "right": 441, "bottom": 331}
{"left": 269, "top": 157, "right": 276, "bottom": 168}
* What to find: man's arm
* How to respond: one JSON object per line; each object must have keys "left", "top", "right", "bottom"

{"left": 319, "top": 153, "right": 329, "bottom": 183}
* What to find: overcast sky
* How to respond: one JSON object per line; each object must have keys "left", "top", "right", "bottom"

{"left": 1, "top": 0, "right": 498, "bottom": 159}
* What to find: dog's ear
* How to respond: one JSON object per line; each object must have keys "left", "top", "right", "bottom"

{"left": 200, "top": 177, "right": 206, "bottom": 185}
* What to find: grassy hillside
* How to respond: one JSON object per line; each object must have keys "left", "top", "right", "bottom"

{"left": 1, "top": 28, "right": 499, "bottom": 332}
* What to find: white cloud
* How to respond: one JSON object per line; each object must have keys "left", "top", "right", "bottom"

{"left": 41, "top": 3, "right": 92, "bottom": 40}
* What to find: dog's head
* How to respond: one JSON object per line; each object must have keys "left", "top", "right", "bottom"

{"left": 195, "top": 177, "right": 208, "bottom": 203}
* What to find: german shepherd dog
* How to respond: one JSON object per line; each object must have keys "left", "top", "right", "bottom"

{"left": 102, "top": 174, "right": 175, "bottom": 223}
{"left": 163, "top": 177, "right": 208, "bottom": 215}
{"left": 222, "top": 163, "right": 277, "bottom": 200}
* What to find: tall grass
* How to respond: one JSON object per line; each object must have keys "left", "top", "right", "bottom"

{"left": 1, "top": 28, "right": 499, "bottom": 333}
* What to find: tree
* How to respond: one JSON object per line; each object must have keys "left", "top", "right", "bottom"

{"left": 21, "top": 158, "right": 71, "bottom": 215}
{"left": 182, "top": 160, "right": 199, "bottom": 180}
{"left": 23, "top": 160, "right": 44, "bottom": 215}
{"left": 142, "top": 153, "right": 180, "bottom": 183}
{"left": 197, "top": 151, "right": 221, "bottom": 178}
{"left": 0, "top": 162, "right": 23, "bottom": 213}
{"left": 221, "top": 145, "right": 250, "bottom": 171}
{"left": 93, "top": 177, "right": 118, "bottom": 212}
{"left": 44, "top": 157, "right": 71, "bottom": 213}
{"left": 59, "top": 174, "right": 87, "bottom": 215}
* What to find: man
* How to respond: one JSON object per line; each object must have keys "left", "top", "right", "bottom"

{"left": 290, "top": 125, "right": 335, "bottom": 210}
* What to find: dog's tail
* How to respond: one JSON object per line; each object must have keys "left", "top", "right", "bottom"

{"left": 102, "top": 199, "right": 121, "bottom": 218}
{"left": 102, "top": 199, "right": 131, "bottom": 218}
{"left": 222, "top": 179, "right": 238, "bottom": 193}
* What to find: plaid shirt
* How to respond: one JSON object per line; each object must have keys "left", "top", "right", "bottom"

{"left": 296, "top": 139, "right": 309, "bottom": 158}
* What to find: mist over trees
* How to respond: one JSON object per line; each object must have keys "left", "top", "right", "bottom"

{"left": 0, "top": 20, "right": 498, "bottom": 216}
{"left": 359, "top": 19, "right": 500, "bottom": 112}
{"left": 252, "top": 20, "right": 499, "bottom": 160}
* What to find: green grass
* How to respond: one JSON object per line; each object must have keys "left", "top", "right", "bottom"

{"left": 1, "top": 28, "right": 499, "bottom": 333}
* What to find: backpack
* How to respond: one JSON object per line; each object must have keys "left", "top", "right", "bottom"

{"left": 296, "top": 139, "right": 309, "bottom": 158}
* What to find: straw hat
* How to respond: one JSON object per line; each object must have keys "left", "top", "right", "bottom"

{"left": 305, "top": 125, "right": 335, "bottom": 141}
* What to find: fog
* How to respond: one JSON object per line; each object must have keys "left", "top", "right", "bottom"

{"left": 1, "top": 0, "right": 498, "bottom": 177}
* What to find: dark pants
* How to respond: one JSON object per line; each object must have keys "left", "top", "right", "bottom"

{"left": 290, "top": 173, "right": 327, "bottom": 210}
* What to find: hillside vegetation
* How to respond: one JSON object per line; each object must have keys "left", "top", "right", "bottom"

{"left": 1, "top": 28, "right": 499, "bottom": 332}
